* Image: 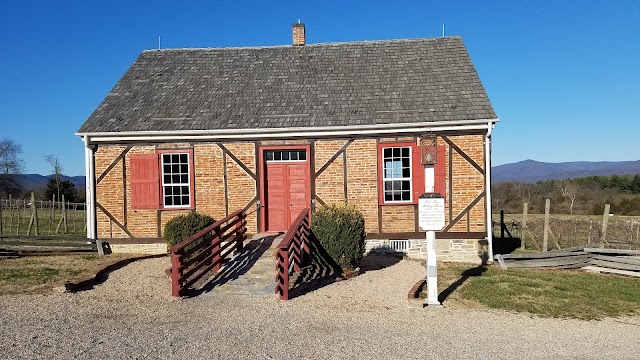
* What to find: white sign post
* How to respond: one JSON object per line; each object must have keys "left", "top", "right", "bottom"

{"left": 418, "top": 193, "right": 445, "bottom": 307}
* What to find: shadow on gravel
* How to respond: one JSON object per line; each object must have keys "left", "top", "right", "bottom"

{"left": 189, "top": 234, "right": 280, "bottom": 297}
{"left": 287, "top": 237, "right": 404, "bottom": 299}
{"left": 288, "top": 234, "right": 344, "bottom": 300}
{"left": 438, "top": 266, "right": 487, "bottom": 304}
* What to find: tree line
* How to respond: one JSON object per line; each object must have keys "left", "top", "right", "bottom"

{"left": 493, "top": 174, "right": 640, "bottom": 216}
{"left": 0, "top": 138, "right": 82, "bottom": 203}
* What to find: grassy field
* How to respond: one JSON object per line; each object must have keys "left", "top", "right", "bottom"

{"left": 0, "top": 254, "right": 133, "bottom": 295}
{"left": 0, "top": 204, "right": 86, "bottom": 237}
{"left": 429, "top": 262, "right": 640, "bottom": 320}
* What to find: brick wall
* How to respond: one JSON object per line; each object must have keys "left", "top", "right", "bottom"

{"left": 93, "top": 134, "right": 487, "bottom": 258}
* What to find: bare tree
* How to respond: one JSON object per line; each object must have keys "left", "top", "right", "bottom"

{"left": 0, "top": 138, "right": 24, "bottom": 197}
{"left": 44, "top": 154, "right": 63, "bottom": 202}
{"left": 558, "top": 181, "right": 579, "bottom": 215}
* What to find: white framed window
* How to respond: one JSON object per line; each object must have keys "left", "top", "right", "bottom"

{"left": 382, "top": 147, "right": 412, "bottom": 203}
{"left": 265, "top": 150, "right": 307, "bottom": 162}
{"left": 161, "top": 153, "right": 191, "bottom": 207}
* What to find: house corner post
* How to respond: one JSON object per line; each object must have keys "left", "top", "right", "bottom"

{"left": 83, "top": 136, "right": 98, "bottom": 242}
{"left": 484, "top": 122, "right": 494, "bottom": 262}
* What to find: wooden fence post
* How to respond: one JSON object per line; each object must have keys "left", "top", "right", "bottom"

{"left": 601, "top": 204, "right": 610, "bottom": 246}
{"left": 16, "top": 198, "right": 21, "bottom": 235}
{"left": 543, "top": 199, "right": 550, "bottom": 252}
{"left": 521, "top": 203, "right": 528, "bottom": 250}
{"left": 500, "top": 210, "right": 505, "bottom": 239}
{"left": 587, "top": 219, "right": 593, "bottom": 245}
{"left": 27, "top": 192, "right": 39, "bottom": 236}
{"left": 0, "top": 197, "right": 3, "bottom": 236}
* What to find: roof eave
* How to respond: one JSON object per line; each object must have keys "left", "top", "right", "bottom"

{"left": 77, "top": 118, "right": 498, "bottom": 143}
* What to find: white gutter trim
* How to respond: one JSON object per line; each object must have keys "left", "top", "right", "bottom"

{"left": 485, "top": 121, "right": 495, "bottom": 263}
{"left": 76, "top": 118, "right": 499, "bottom": 138}
{"left": 84, "top": 123, "right": 493, "bottom": 144}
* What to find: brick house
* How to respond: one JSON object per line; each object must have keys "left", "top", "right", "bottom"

{"left": 77, "top": 24, "right": 498, "bottom": 262}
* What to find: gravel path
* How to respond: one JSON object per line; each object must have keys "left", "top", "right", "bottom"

{"left": 1, "top": 256, "right": 639, "bottom": 359}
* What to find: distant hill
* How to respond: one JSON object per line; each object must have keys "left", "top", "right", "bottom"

{"left": 493, "top": 160, "right": 640, "bottom": 183}
{"left": 19, "top": 174, "right": 86, "bottom": 191}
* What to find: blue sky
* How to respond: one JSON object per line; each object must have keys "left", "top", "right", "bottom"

{"left": 1, "top": 0, "right": 638, "bottom": 176}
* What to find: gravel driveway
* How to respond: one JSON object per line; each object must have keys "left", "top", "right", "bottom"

{"left": 1, "top": 256, "right": 639, "bottom": 359}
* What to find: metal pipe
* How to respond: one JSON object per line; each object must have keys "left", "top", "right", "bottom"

{"left": 485, "top": 121, "right": 494, "bottom": 263}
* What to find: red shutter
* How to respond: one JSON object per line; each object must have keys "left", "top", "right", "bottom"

{"left": 130, "top": 154, "right": 160, "bottom": 209}
{"left": 434, "top": 145, "right": 446, "bottom": 199}
{"left": 411, "top": 145, "right": 425, "bottom": 204}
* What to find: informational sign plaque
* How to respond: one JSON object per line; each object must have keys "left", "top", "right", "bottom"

{"left": 418, "top": 195, "right": 445, "bottom": 231}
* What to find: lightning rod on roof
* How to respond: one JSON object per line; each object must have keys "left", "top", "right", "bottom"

{"left": 442, "top": 24, "right": 445, "bottom": 37}
{"left": 158, "top": 36, "right": 161, "bottom": 50}
{"left": 298, "top": 19, "right": 301, "bottom": 24}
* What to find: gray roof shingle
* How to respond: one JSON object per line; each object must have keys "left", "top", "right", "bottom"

{"left": 78, "top": 36, "right": 496, "bottom": 134}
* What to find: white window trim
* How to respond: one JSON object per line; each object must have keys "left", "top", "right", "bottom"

{"left": 265, "top": 150, "right": 307, "bottom": 162}
{"left": 160, "top": 152, "right": 192, "bottom": 208}
{"left": 382, "top": 146, "right": 413, "bottom": 204}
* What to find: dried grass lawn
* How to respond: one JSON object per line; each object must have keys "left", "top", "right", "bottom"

{"left": 0, "top": 254, "right": 134, "bottom": 295}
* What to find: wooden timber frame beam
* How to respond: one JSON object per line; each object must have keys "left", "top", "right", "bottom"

{"left": 96, "top": 202, "right": 135, "bottom": 238}
{"left": 313, "top": 139, "right": 354, "bottom": 206}
{"left": 439, "top": 136, "right": 487, "bottom": 232}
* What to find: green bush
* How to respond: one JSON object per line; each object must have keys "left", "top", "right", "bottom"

{"left": 311, "top": 203, "right": 366, "bottom": 270}
{"left": 164, "top": 212, "right": 215, "bottom": 248}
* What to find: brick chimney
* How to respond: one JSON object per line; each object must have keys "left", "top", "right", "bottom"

{"left": 292, "top": 23, "right": 305, "bottom": 46}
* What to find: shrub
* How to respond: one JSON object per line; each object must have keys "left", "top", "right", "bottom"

{"left": 311, "top": 203, "right": 366, "bottom": 270}
{"left": 164, "top": 212, "right": 215, "bottom": 248}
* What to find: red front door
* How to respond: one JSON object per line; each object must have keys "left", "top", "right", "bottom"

{"left": 265, "top": 153, "right": 310, "bottom": 232}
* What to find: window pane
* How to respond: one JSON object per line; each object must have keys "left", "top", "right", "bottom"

{"left": 266, "top": 151, "right": 274, "bottom": 161}
{"left": 181, "top": 164, "right": 188, "bottom": 173}
{"left": 171, "top": 154, "right": 179, "bottom": 163}
{"left": 290, "top": 151, "right": 298, "bottom": 160}
{"left": 392, "top": 148, "right": 400, "bottom": 157}
{"left": 385, "top": 193, "right": 393, "bottom": 202}
{"left": 181, "top": 175, "right": 188, "bottom": 183}
{"left": 402, "top": 180, "right": 411, "bottom": 190}
{"left": 383, "top": 148, "right": 391, "bottom": 158}
{"left": 182, "top": 195, "right": 190, "bottom": 205}
{"left": 172, "top": 175, "right": 179, "bottom": 183}
{"left": 163, "top": 164, "right": 171, "bottom": 173}
{"left": 402, "top": 147, "right": 410, "bottom": 157}
{"left": 165, "top": 187, "right": 173, "bottom": 195}
{"left": 274, "top": 151, "right": 281, "bottom": 160}
{"left": 402, "top": 157, "right": 410, "bottom": 169}
{"left": 180, "top": 154, "right": 187, "bottom": 163}
{"left": 165, "top": 196, "right": 173, "bottom": 206}
{"left": 299, "top": 151, "right": 306, "bottom": 160}
{"left": 163, "top": 175, "right": 171, "bottom": 183}
{"left": 402, "top": 167, "right": 410, "bottom": 177}
{"left": 384, "top": 181, "right": 393, "bottom": 192}
{"left": 163, "top": 154, "right": 171, "bottom": 163}
{"left": 282, "top": 151, "right": 289, "bottom": 160}
{"left": 401, "top": 191, "right": 411, "bottom": 201}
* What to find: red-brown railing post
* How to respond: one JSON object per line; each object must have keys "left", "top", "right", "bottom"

{"left": 212, "top": 225, "right": 221, "bottom": 272}
{"left": 171, "top": 252, "right": 181, "bottom": 297}
{"left": 277, "top": 249, "right": 289, "bottom": 300}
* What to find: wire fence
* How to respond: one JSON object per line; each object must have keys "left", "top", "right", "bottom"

{"left": 494, "top": 201, "right": 640, "bottom": 251}
{"left": 0, "top": 196, "right": 86, "bottom": 237}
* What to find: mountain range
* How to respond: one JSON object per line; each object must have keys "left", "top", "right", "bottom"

{"left": 492, "top": 160, "right": 640, "bottom": 183}
{"left": 19, "top": 174, "right": 86, "bottom": 191}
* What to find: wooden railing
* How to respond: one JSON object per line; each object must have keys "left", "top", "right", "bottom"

{"left": 275, "top": 208, "right": 311, "bottom": 300}
{"left": 169, "top": 209, "right": 247, "bottom": 297}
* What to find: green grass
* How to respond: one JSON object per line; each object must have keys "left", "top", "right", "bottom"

{"left": 426, "top": 263, "right": 640, "bottom": 320}
{"left": 0, "top": 254, "right": 133, "bottom": 295}
{"left": 0, "top": 207, "right": 86, "bottom": 237}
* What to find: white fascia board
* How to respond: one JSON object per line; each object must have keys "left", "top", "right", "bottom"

{"left": 77, "top": 118, "right": 498, "bottom": 144}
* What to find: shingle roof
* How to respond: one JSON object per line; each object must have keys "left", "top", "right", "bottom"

{"left": 78, "top": 36, "right": 496, "bottom": 134}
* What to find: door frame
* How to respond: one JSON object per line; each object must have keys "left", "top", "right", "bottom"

{"left": 258, "top": 144, "right": 311, "bottom": 233}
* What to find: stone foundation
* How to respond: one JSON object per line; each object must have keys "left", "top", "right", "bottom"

{"left": 108, "top": 242, "right": 167, "bottom": 255}
{"left": 365, "top": 238, "right": 489, "bottom": 264}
